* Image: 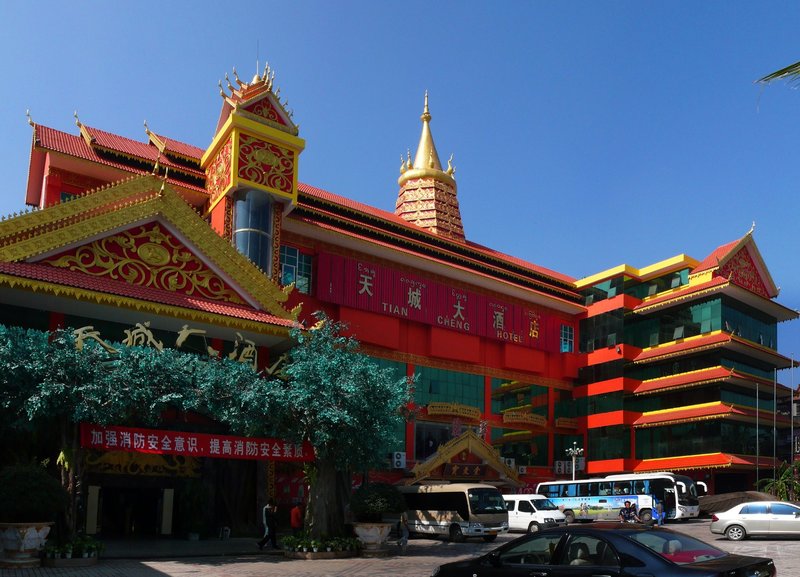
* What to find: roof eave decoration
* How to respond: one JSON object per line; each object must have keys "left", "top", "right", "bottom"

{"left": 0, "top": 174, "right": 299, "bottom": 321}
{"left": 407, "top": 429, "right": 521, "bottom": 487}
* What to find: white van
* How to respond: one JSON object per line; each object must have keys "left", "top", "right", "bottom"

{"left": 504, "top": 494, "right": 567, "bottom": 533}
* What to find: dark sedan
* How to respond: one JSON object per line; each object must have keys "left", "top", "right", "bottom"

{"left": 431, "top": 522, "right": 775, "bottom": 577}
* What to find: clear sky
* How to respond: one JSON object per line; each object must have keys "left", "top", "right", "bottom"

{"left": 0, "top": 1, "right": 798, "bottom": 384}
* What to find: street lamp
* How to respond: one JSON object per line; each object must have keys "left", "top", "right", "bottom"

{"left": 565, "top": 441, "right": 584, "bottom": 481}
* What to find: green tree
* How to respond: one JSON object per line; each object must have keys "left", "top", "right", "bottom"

{"left": 0, "top": 324, "right": 270, "bottom": 536}
{"left": 757, "top": 460, "right": 800, "bottom": 501}
{"left": 269, "top": 312, "right": 413, "bottom": 538}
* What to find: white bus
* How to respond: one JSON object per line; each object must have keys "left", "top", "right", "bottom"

{"left": 390, "top": 483, "right": 509, "bottom": 542}
{"left": 536, "top": 472, "right": 707, "bottom": 524}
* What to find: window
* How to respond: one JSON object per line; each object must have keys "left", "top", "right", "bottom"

{"left": 233, "top": 189, "right": 273, "bottom": 274}
{"left": 280, "top": 245, "right": 313, "bottom": 294}
{"left": 560, "top": 325, "right": 574, "bottom": 353}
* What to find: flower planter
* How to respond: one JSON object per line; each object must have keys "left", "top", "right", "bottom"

{"left": 352, "top": 522, "right": 392, "bottom": 550}
{"left": 0, "top": 522, "right": 53, "bottom": 569}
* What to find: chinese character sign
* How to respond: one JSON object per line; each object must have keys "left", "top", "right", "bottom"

{"left": 317, "top": 252, "right": 568, "bottom": 352}
{"left": 80, "top": 423, "right": 313, "bottom": 462}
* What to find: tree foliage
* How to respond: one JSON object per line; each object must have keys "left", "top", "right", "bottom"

{"left": 757, "top": 460, "right": 800, "bottom": 502}
{"left": 272, "top": 312, "right": 413, "bottom": 472}
{"left": 0, "top": 313, "right": 413, "bottom": 539}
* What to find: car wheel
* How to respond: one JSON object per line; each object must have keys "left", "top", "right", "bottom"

{"left": 449, "top": 525, "right": 465, "bottom": 543}
{"left": 725, "top": 524, "right": 746, "bottom": 541}
{"left": 527, "top": 521, "right": 540, "bottom": 533}
{"left": 639, "top": 510, "right": 652, "bottom": 523}
{"left": 483, "top": 535, "right": 497, "bottom": 542}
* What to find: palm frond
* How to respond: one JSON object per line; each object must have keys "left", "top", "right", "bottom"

{"left": 757, "top": 60, "right": 800, "bottom": 85}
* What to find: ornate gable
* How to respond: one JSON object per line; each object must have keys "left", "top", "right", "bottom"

{"left": 408, "top": 429, "right": 521, "bottom": 487}
{"left": 241, "top": 94, "right": 289, "bottom": 128}
{"left": 41, "top": 222, "right": 246, "bottom": 305}
{"left": 0, "top": 174, "right": 299, "bottom": 321}
{"left": 718, "top": 245, "right": 770, "bottom": 298}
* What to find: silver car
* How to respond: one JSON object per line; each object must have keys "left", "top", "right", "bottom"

{"left": 710, "top": 500, "right": 800, "bottom": 540}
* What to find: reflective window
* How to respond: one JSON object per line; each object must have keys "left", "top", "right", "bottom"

{"left": 741, "top": 503, "right": 768, "bottom": 514}
{"left": 770, "top": 503, "right": 800, "bottom": 516}
{"left": 497, "top": 533, "right": 563, "bottom": 566}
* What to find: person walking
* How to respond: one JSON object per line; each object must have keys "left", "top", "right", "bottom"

{"left": 257, "top": 498, "right": 279, "bottom": 550}
{"left": 398, "top": 511, "right": 410, "bottom": 554}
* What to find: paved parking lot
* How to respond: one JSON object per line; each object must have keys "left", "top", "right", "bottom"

{"left": 2, "top": 520, "right": 798, "bottom": 577}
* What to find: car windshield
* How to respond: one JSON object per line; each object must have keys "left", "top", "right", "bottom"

{"left": 468, "top": 488, "right": 507, "bottom": 513}
{"left": 534, "top": 498, "right": 558, "bottom": 511}
{"left": 628, "top": 530, "right": 727, "bottom": 565}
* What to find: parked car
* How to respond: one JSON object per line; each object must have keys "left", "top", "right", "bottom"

{"left": 710, "top": 500, "right": 800, "bottom": 541}
{"left": 431, "top": 522, "right": 775, "bottom": 577}
{"left": 504, "top": 494, "right": 566, "bottom": 533}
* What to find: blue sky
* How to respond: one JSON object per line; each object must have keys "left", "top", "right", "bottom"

{"left": 1, "top": 1, "right": 798, "bottom": 383}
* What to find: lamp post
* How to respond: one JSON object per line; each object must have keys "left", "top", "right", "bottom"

{"left": 565, "top": 441, "right": 584, "bottom": 481}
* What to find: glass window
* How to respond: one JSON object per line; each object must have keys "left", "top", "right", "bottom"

{"left": 770, "top": 503, "right": 800, "bottom": 516}
{"left": 233, "top": 189, "right": 273, "bottom": 274}
{"left": 741, "top": 503, "right": 768, "bottom": 515}
{"left": 560, "top": 324, "right": 574, "bottom": 353}
{"left": 498, "top": 533, "right": 563, "bottom": 565}
{"left": 280, "top": 245, "right": 313, "bottom": 294}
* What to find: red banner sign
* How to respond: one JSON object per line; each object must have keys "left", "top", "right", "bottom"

{"left": 316, "top": 252, "right": 569, "bottom": 351}
{"left": 80, "top": 423, "right": 314, "bottom": 462}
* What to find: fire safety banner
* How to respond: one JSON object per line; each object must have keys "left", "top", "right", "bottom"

{"left": 80, "top": 423, "right": 314, "bottom": 462}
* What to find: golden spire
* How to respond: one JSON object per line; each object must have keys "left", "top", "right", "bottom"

{"left": 395, "top": 93, "right": 463, "bottom": 240}
{"left": 398, "top": 92, "right": 454, "bottom": 188}
{"left": 412, "top": 91, "right": 443, "bottom": 171}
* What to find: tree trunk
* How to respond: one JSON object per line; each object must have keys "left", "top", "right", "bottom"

{"left": 309, "top": 458, "right": 347, "bottom": 538}
{"left": 58, "top": 418, "right": 82, "bottom": 539}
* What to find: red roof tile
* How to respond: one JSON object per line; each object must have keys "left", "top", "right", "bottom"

{"left": 692, "top": 238, "right": 740, "bottom": 274}
{"left": 633, "top": 333, "right": 731, "bottom": 363}
{"left": 633, "top": 402, "right": 746, "bottom": 427}
{"left": 634, "top": 453, "right": 777, "bottom": 472}
{"left": 154, "top": 133, "right": 205, "bottom": 160}
{"left": 0, "top": 261, "right": 296, "bottom": 328}
{"left": 34, "top": 125, "right": 206, "bottom": 193}
{"left": 634, "top": 367, "right": 734, "bottom": 395}
{"left": 632, "top": 277, "right": 729, "bottom": 313}
{"left": 297, "top": 182, "right": 578, "bottom": 287}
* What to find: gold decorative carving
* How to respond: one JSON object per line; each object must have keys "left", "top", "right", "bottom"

{"left": 0, "top": 175, "right": 298, "bottom": 320}
{"left": 85, "top": 450, "right": 200, "bottom": 477}
{"left": 43, "top": 222, "right": 246, "bottom": 305}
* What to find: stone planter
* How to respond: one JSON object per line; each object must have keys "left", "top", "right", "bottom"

{"left": 352, "top": 522, "right": 392, "bottom": 556}
{"left": 0, "top": 522, "right": 53, "bottom": 569}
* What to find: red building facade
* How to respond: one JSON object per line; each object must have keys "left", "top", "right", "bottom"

{"left": 3, "top": 66, "right": 795, "bottom": 534}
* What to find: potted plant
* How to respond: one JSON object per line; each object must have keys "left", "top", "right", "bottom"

{"left": 350, "top": 482, "right": 406, "bottom": 551}
{"left": 0, "top": 464, "right": 68, "bottom": 568}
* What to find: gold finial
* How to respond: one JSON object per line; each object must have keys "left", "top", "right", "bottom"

{"left": 25, "top": 109, "right": 34, "bottom": 126}
{"left": 152, "top": 152, "right": 161, "bottom": 175}
{"left": 144, "top": 119, "right": 151, "bottom": 135}
{"left": 218, "top": 80, "right": 227, "bottom": 98}
{"left": 749, "top": 221, "right": 756, "bottom": 234}
{"left": 400, "top": 154, "right": 406, "bottom": 174}
{"left": 421, "top": 90, "right": 431, "bottom": 122}
{"left": 225, "top": 73, "right": 235, "bottom": 93}
{"left": 74, "top": 110, "right": 82, "bottom": 128}
{"left": 446, "top": 153, "right": 455, "bottom": 176}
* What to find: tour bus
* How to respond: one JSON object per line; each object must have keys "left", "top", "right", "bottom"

{"left": 390, "top": 483, "right": 509, "bottom": 542}
{"left": 536, "top": 472, "right": 707, "bottom": 524}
